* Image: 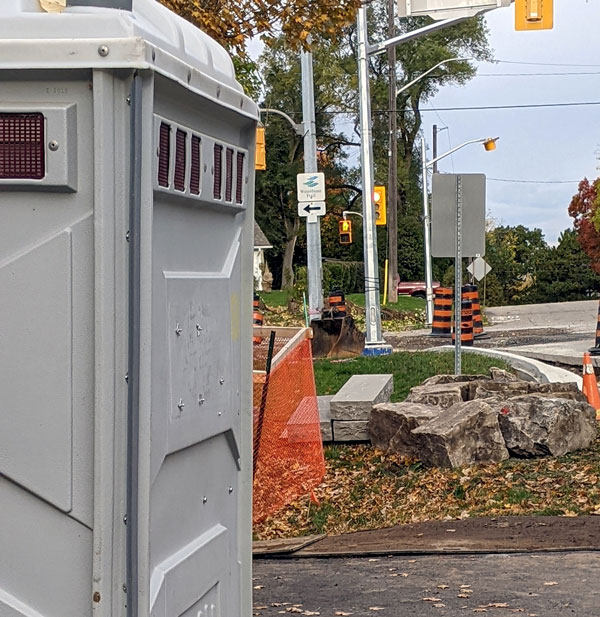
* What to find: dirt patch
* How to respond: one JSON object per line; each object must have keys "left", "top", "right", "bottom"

{"left": 385, "top": 327, "right": 588, "bottom": 352}
{"left": 286, "top": 516, "right": 600, "bottom": 556}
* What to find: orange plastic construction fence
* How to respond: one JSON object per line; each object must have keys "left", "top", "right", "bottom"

{"left": 252, "top": 335, "right": 325, "bottom": 524}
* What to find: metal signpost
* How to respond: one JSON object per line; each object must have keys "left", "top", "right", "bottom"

{"left": 432, "top": 173, "right": 486, "bottom": 374}
{"left": 300, "top": 50, "right": 324, "bottom": 322}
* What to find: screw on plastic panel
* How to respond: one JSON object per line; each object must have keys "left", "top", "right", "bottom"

{"left": 123, "top": 514, "right": 127, "bottom": 524}
{"left": 122, "top": 585, "right": 127, "bottom": 593}
{"left": 151, "top": 49, "right": 156, "bottom": 61}
{"left": 48, "top": 141, "right": 59, "bottom": 151}
{"left": 187, "top": 71, "right": 192, "bottom": 83}
{"left": 177, "top": 399, "right": 185, "bottom": 411}
{"left": 218, "top": 411, "right": 222, "bottom": 416}
{"left": 198, "top": 395, "right": 205, "bottom": 405}
{"left": 216, "top": 86, "right": 221, "bottom": 98}
{"left": 203, "top": 496, "right": 207, "bottom": 504}
{"left": 98, "top": 45, "right": 109, "bottom": 57}
{"left": 93, "top": 592, "right": 101, "bottom": 603}
{"left": 125, "top": 373, "right": 128, "bottom": 383}
{"left": 228, "top": 486, "right": 233, "bottom": 494}
{"left": 196, "top": 324, "right": 203, "bottom": 335}
{"left": 219, "top": 377, "right": 225, "bottom": 385}
{"left": 126, "top": 231, "right": 130, "bottom": 242}
{"left": 175, "top": 323, "right": 183, "bottom": 336}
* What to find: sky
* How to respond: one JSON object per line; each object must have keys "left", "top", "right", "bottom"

{"left": 420, "top": 0, "right": 600, "bottom": 245}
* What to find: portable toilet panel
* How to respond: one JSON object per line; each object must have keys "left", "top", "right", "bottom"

{"left": 0, "top": 2, "right": 257, "bottom": 616}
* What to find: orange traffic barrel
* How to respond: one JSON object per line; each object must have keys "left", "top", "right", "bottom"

{"left": 589, "top": 301, "right": 600, "bottom": 356}
{"left": 452, "top": 297, "right": 474, "bottom": 347}
{"left": 253, "top": 306, "right": 263, "bottom": 345}
{"left": 431, "top": 287, "right": 453, "bottom": 337}
{"left": 329, "top": 289, "right": 347, "bottom": 319}
{"left": 253, "top": 293, "right": 260, "bottom": 311}
{"left": 463, "top": 284, "right": 484, "bottom": 337}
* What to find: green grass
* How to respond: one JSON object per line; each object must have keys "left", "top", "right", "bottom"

{"left": 347, "top": 293, "right": 425, "bottom": 312}
{"left": 313, "top": 351, "right": 511, "bottom": 401}
{"left": 257, "top": 290, "right": 290, "bottom": 307}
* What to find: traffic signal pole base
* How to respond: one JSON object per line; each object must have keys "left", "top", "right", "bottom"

{"left": 362, "top": 342, "right": 393, "bottom": 357}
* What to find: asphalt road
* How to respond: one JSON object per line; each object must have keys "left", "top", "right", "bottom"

{"left": 253, "top": 551, "right": 600, "bottom": 617}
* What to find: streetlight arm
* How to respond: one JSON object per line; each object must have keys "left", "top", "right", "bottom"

{"left": 259, "top": 108, "right": 305, "bottom": 137}
{"left": 426, "top": 138, "right": 488, "bottom": 169}
{"left": 396, "top": 57, "right": 469, "bottom": 96}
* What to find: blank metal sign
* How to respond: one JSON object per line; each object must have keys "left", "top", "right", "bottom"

{"left": 431, "top": 173, "right": 486, "bottom": 258}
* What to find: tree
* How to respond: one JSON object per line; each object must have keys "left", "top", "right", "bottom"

{"left": 568, "top": 177, "right": 600, "bottom": 273}
{"left": 484, "top": 224, "right": 547, "bottom": 305}
{"left": 523, "top": 229, "right": 600, "bottom": 303}
{"left": 255, "top": 37, "right": 355, "bottom": 289}
{"left": 159, "top": 0, "right": 361, "bottom": 51}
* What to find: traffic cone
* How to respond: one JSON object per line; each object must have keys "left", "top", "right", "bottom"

{"left": 582, "top": 352, "right": 600, "bottom": 418}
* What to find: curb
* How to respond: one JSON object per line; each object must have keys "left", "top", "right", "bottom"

{"left": 427, "top": 345, "right": 583, "bottom": 389}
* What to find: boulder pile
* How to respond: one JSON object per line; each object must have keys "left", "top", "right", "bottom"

{"left": 369, "top": 369, "right": 597, "bottom": 468}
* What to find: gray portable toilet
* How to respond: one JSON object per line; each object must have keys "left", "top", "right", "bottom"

{"left": 0, "top": 2, "right": 257, "bottom": 616}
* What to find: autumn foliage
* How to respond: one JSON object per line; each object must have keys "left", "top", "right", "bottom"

{"left": 568, "top": 177, "right": 600, "bottom": 273}
{"left": 158, "top": 0, "right": 362, "bottom": 50}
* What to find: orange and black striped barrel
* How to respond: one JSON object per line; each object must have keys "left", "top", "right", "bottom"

{"left": 329, "top": 289, "right": 347, "bottom": 318}
{"left": 463, "top": 284, "right": 484, "bottom": 337}
{"left": 431, "top": 287, "right": 453, "bottom": 337}
{"left": 590, "top": 301, "right": 600, "bottom": 355}
{"left": 253, "top": 293, "right": 260, "bottom": 311}
{"left": 452, "top": 297, "right": 474, "bottom": 347}
{"left": 253, "top": 302, "right": 264, "bottom": 345}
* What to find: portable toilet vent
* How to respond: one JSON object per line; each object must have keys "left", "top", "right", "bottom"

{"left": 0, "top": 2, "right": 257, "bottom": 616}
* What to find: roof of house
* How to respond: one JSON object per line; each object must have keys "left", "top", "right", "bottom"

{"left": 254, "top": 222, "right": 272, "bottom": 249}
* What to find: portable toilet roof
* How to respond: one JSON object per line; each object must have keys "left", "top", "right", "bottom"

{"left": 0, "top": 0, "right": 258, "bottom": 120}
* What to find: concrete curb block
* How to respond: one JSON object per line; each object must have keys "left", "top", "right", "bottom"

{"left": 427, "top": 345, "right": 582, "bottom": 389}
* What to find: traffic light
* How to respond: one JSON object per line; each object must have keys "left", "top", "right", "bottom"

{"left": 515, "top": 0, "right": 553, "bottom": 31}
{"left": 255, "top": 124, "right": 266, "bottom": 170}
{"left": 339, "top": 219, "right": 352, "bottom": 244}
{"left": 373, "top": 185, "right": 386, "bottom": 226}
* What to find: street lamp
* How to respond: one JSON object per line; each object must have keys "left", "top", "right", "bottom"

{"left": 421, "top": 136, "right": 499, "bottom": 323}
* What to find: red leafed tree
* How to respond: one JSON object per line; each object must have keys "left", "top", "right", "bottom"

{"left": 568, "top": 177, "right": 600, "bottom": 273}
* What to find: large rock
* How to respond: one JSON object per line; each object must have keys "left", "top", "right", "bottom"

{"left": 405, "top": 383, "right": 469, "bottom": 409}
{"left": 330, "top": 374, "right": 394, "bottom": 421}
{"left": 411, "top": 400, "right": 509, "bottom": 468}
{"left": 369, "top": 402, "right": 440, "bottom": 453}
{"left": 488, "top": 395, "right": 597, "bottom": 458}
{"left": 469, "top": 380, "right": 531, "bottom": 400}
{"left": 419, "top": 374, "right": 490, "bottom": 387}
{"left": 529, "top": 382, "right": 586, "bottom": 402}
{"left": 489, "top": 367, "right": 521, "bottom": 382}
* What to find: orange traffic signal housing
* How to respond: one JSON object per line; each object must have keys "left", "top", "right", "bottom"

{"left": 374, "top": 185, "right": 386, "bottom": 226}
{"left": 515, "top": 0, "right": 553, "bottom": 31}
{"left": 255, "top": 125, "right": 266, "bottom": 170}
{"left": 339, "top": 219, "right": 352, "bottom": 244}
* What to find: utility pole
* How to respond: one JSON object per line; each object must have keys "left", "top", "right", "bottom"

{"left": 357, "top": 6, "right": 389, "bottom": 355}
{"left": 300, "top": 49, "right": 323, "bottom": 321}
{"left": 387, "top": 0, "right": 399, "bottom": 304}
{"left": 433, "top": 124, "right": 439, "bottom": 173}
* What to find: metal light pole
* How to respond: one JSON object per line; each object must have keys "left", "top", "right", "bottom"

{"left": 300, "top": 49, "right": 323, "bottom": 321}
{"left": 421, "top": 136, "right": 499, "bottom": 323}
{"left": 357, "top": 6, "right": 389, "bottom": 354}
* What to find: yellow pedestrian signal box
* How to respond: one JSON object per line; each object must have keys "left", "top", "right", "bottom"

{"left": 255, "top": 125, "right": 266, "bottom": 170}
{"left": 339, "top": 219, "right": 352, "bottom": 244}
{"left": 373, "top": 185, "right": 387, "bottom": 226}
{"left": 515, "top": 0, "right": 553, "bottom": 31}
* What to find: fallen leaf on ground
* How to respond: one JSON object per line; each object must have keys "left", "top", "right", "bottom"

{"left": 433, "top": 604, "right": 446, "bottom": 608}
{"left": 437, "top": 584, "right": 449, "bottom": 589}
{"left": 458, "top": 594, "right": 470, "bottom": 598}
{"left": 422, "top": 598, "right": 442, "bottom": 602}
{"left": 303, "top": 612, "right": 320, "bottom": 615}
{"left": 543, "top": 582, "right": 558, "bottom": 586}
{"left": 334, "top": 612, "right": 353, "bottom": 616}
{"left": 369, "top": 608, "right": 385, "bottom": 612}
{"left": 254, "top": 585, "right": 264, "bottom": 590}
